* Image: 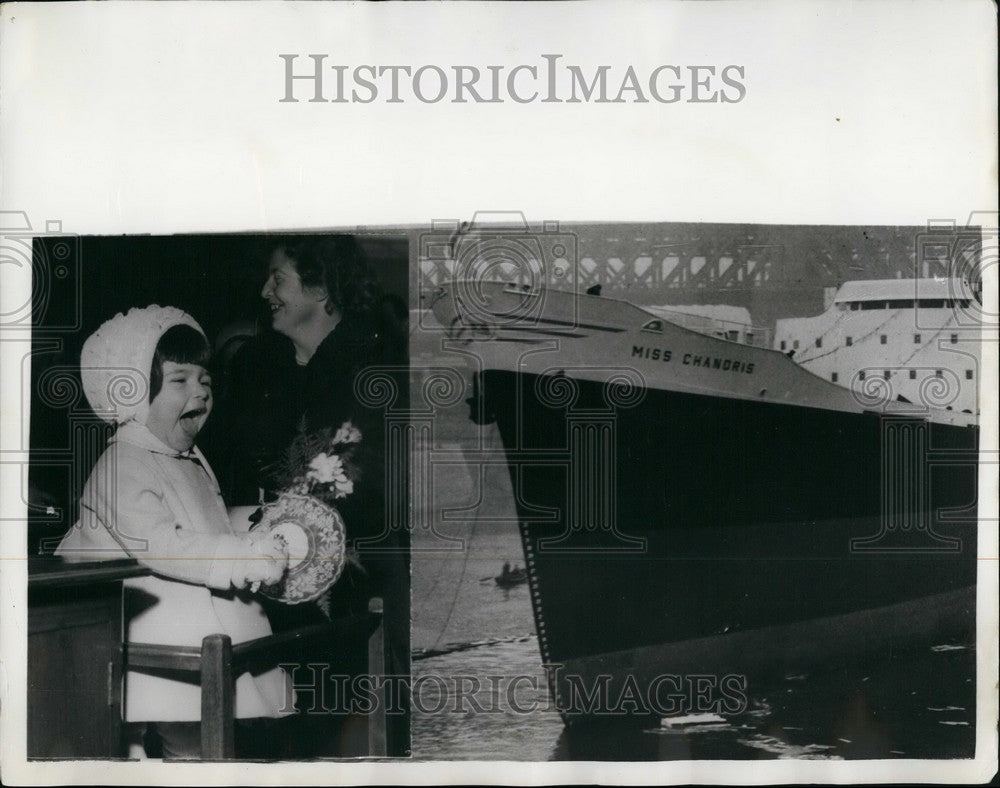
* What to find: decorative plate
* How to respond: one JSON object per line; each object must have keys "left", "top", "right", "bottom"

{"left": 250, "top": 493, "right": 347, "bottom": 604}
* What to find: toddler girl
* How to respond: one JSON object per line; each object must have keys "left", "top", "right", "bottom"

{"left": 57, "top": 306, "right": 293, "bottom": 759}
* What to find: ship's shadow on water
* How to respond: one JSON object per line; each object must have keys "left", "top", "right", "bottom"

{"left": 550, "top": 641, "right": 975, "bottom": 761}
{"left": 412, "top": 633, "right": 975, "bottom": 761}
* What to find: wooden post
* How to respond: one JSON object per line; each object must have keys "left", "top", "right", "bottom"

{"left": 200, "top": 634, "right": 235, "bottom": 760}
{"left": 367, "top": 597, "right": 387, "bottom": 757}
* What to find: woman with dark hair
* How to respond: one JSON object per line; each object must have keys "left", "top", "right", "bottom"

{"left": 266, "top": 234, "right": 383, "bottom": 330}
{"left": 208, "top": 235, "right": 409, "bottom": 757}
{"left": 218, "top": 235, "right": 399, "bottom": 512}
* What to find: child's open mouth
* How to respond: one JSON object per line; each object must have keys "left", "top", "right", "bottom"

{"left": 181, "top": 407, "right": 207, "bottom": 424}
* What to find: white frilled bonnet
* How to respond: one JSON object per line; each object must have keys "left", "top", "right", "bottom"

{"left": 80, "top": 305, "right": 205, "bottom": 425}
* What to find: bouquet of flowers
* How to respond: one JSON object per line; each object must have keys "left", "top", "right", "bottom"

{"left": 251, "top": 421, "right": 363, "bottom": 606}
{"left": 277, "top": 421, "right": 363, "bottom": 504}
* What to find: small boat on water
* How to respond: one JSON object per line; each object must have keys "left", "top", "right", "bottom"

{"left": 495, "top": 562, "right": 528, "bottom": 587}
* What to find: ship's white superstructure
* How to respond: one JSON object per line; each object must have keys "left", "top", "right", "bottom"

{"left": 773, "top": 278, "right": 980, "bottom": 414}
{"left": 643, "top": 304, "right": 770, "bottom": 347}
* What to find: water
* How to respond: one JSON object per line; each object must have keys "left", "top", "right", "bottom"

{"left": 408, "top": 366, "right": 977, "bottom": 760}
{"left": 412, "top": 548, "right": 976, "bottom": 761}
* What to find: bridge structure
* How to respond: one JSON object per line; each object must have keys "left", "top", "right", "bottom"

{"left": 416, "top": 221, "right": 983, "bottom": 325}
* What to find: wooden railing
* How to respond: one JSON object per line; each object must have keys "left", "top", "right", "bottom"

{"left": 29, "top": 557, "right": 390, "bottom": 760}
{"left": 126, "top": 598, "right": 387, "bottom": 759}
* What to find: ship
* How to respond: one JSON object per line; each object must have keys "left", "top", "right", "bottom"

{"left": 428, "top": 277, "right": 980, "bottom": 725}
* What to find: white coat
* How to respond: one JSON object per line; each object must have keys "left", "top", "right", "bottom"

{"left": 56, "top": 422, "right": 294, "bottom": 722}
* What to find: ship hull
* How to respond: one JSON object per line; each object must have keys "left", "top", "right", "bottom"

{"left": 481, "top": 368, "right": 978, "bottom": 724}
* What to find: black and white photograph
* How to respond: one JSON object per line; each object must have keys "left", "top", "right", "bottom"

{"left": 23, "top": 233, "right": 411, "bottom": 760}
{"left": 13, "top": 219, "right": 990, "bottom": 768}
{"left": 0, "top": 1, "right": 996, "bottom": 785}
{"left": 409, "top": 216, "right": 984, "bottom": 761}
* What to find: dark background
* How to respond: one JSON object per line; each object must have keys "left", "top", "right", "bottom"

{"left": 27, "top": 232, "right": 409, "bottom": 554}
